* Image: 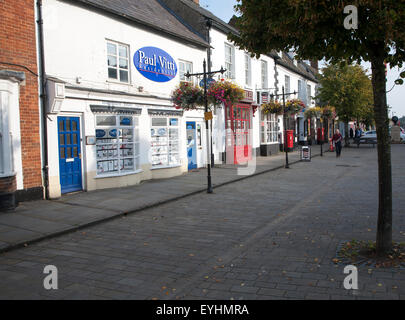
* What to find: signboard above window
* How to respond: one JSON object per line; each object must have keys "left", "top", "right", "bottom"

{"left": 134, "top": 47, "right": 177, "bottom": 83}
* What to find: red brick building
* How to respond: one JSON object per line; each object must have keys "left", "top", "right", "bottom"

{"left": 0, "top": 0, "right": 43, "bottom": 210}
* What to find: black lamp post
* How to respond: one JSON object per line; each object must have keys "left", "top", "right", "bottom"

{"left": 270, "top": 87, "right": 297, "bottom": 169}
{"left": 282, "top": 86, "right": 290, "bottom": 168}
{"left": 185, "top": 60, "right": 226, "bottom": 193}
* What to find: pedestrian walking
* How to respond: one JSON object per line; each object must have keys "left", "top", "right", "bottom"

{"left": 332, "top": 129, "right": 343, "bottom": 157}
{"left": 350, "top": 127, "right": 354, "bottom": 140}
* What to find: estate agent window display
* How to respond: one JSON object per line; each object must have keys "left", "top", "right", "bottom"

{"left": 150, "top": 117, "right": 180, "bottom": 168}
{"left": 95, "top": 115, "right": 140, "bottom": 175}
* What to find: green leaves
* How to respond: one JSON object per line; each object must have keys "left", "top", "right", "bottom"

{"left": 316, "top": 62, "right": 373, "bottom": 124}
{"left": 230, "top": 1, "right": 405, "bottom": 67}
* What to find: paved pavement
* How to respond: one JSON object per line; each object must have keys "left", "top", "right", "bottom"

{"left": 0, "top": 145, "right": 323, "bottom": 253}
{"left": 0, "top": 144, "right": 404, "bottom": 300}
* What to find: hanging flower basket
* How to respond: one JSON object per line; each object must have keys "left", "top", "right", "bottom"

{"left": 261, "top": 100, "right": 283, "bottom": 115}
{"left": 285, "top": 99, "right": 306, "bottom": 115}
{"left": 304, "top": 106, "right": 322, "bottom": 119}
{"left": 171, "top": 82, "right": 204, "bottom": 110}
{"left": 321, "top": 105, "right": 336, "bottom": 119}
{"left": 207, "top": 80, "right": 244, "bottom": 106}
{"left": 262, "top": 98, "right": 305, "bottom": 116}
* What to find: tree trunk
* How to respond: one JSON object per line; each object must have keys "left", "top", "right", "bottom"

{"left": 370, "top": 49, "right": 392, "bottom": 257}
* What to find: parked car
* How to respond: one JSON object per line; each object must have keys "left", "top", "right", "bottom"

{"left": 362, "top": 128, "right": 405, "bottom": 141}
{"left": 361, "top": 130, "right": 377, "bottom": 139}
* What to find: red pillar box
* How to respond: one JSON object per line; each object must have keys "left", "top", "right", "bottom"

{"left": 286, "top": 130, "right": 294, "bottom": 151}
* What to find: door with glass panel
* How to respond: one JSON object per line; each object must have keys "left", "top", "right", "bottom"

{"left": 225, "top": 104, "right": 252, "bottom": 164}
{"left": 58, "top": 117, "right": 82, "bottom": 193}
{"left": 186, "top": 121, "right": 197, "bottom": 170}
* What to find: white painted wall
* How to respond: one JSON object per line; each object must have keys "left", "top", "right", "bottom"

{"left": 42, "top": 0, "right": 207, "bottom": 99}
{"left": 209, "top": 28, "right": 278, "bottom": 154}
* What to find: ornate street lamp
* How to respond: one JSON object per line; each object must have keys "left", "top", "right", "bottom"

{"left": 185, "top": 60, "right": 226, "bottom": 193}
{"left": 270, "top": 87, "right": 297, "bottom": 169}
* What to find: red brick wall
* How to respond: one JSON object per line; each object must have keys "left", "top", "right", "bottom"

{"left": 0, "top": 0, "right": 42, "bottom": 190}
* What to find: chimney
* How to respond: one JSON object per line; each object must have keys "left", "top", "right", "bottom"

{"left": 310, "top": 60, "right": 318, "bottom": 71}
{"left": 192, "top": 0, "right": 199, "bottom": 5}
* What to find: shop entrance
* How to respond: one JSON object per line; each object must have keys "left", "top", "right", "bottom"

{"left": 225, "top": 104, "right": 252, "bottom": 164}
{"left": 57, "top": 117, "right": 82, "bottom": 194}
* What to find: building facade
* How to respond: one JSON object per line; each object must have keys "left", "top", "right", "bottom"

{"left": 0, "top": 0, "right": 43, "bottom": 210}
{"left": 41, "top": 0, "right": 209, "bottom": 198}
{"left": 159, "top": 0, "right": 319, "bottom": 164}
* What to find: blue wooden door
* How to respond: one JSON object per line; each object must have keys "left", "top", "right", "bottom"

{"left": 186, "top": 121, "right": 197, "bottom": 170}
{"left": 58, "top": 117, "right": 82, "bottom": 193}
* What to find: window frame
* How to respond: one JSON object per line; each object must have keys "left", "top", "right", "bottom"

{"left": 307, "top": 84, "right": 311, "bottom": 106}
{"left": 95, "top": 114, "right": 140, "bottom": 176}
{"left": 260, "top": 111, "right": 278, "bottom": 144}
{"left": 285, "top": 75, "right": 291, "bottom": 99}
{"left": 106, "top": 40, "right": 130, "bottom": 84}
{"left": 298, "top": 79, "right": 303, "bottom": 101}
{"left": 179, "top": 60, "right": 193, "bottom": 84}
{"left": 261, "top": 60, "right": 268, "bottom": 89}
{"left": 244, "top": 53, "right": 252, "bottom": 87}
{"left": 224, "top": 43, "right": 235, "bottom": 79}
{"left": 0, "top": 89, "right": 13, "bottom": 176}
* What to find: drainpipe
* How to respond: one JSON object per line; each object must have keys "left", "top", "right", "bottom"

{"left": 36, "top": 0, "right": 50, "bottom": 200}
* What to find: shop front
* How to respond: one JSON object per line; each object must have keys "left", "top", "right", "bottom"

{"left": 46, "top": 86, "right": 189, "bottom": 199}
{"left": 260, "top": 110, "right": 280, "bottom": 156}
{"left": 225, "top": 90, "right": 254, "bottom": 164}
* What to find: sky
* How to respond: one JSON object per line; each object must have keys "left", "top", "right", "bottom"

{"left": 199, "top": 0, "right": 405, "bottom": 118}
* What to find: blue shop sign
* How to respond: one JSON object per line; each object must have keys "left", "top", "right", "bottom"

{"left": 199, "top": 77, "right": 216, "bottom": 88}
{"left": 134, "top": 47, "right": 177, "bottom": 82}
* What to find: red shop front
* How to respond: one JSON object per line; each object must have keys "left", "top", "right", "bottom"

{"left": 225, "top": 90, "right": 254, "bottom": 164}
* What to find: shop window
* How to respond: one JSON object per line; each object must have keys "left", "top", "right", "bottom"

{"left": 151, "top": 117, "right": 180, "bottom": 167}
{"left": 107, "top": 41, "right": 129, "bottom": 83}
{"left": 95, "top": 115, "right": 139, "bottom": 175}
{"left": 261, "top": 111, "right": 278, "bottom": 144}
{"left": 179, "top": 60, "right": 193, "bottom": 84}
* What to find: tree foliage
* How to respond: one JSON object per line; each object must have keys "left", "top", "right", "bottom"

{"left": 229, "top": 1, "right": 405, "bottom": 68}
{"left": 316, "top": 63, "right": 374, "bottom": 125}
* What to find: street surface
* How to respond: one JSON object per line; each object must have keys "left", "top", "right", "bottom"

{"left": 0, "top": 145, "right": 404, "bottom": 300}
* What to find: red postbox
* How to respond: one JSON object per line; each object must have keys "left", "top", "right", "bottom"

{"left": 286, "top": 130, "right": 294, "bottom": 150}
{"left": 317, "top": 127, "right": 324, "bottom": 142}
